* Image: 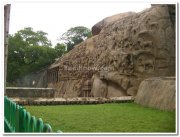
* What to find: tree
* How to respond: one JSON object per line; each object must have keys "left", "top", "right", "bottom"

{"left": 54, "top": 43, "right": 66, "bottom": 57}
{"left": 16, "top": 27, "right": 52, "bottom": 46}
{"left": 58, "top": 26, "right": 92, "bottom": 51}
{"left": 7, "top": 28, "right": 57, "bottom": 83}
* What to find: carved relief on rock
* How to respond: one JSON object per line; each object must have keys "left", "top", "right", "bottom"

{"left": 133, "top": 52, "right": 155, "bottom": 74}
{"left": 47, "top": 5, "right": 175, "bottom": 98}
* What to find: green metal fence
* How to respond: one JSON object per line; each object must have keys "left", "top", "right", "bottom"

{"left": 4, "top": 96, "right": 53, "bottom": 132}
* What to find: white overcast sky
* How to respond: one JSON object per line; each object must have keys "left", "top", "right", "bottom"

{"left": 9, "top": 2, "right": 151, "bottom": 46}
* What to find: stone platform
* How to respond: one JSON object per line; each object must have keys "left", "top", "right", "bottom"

{"left": 10, "top": 96, "right": 134, "bottom": 106}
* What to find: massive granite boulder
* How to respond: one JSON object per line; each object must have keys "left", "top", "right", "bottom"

{"left": 135, "top": 77, "right": 175, "bottom": 111}
{"left": 47, "top": 4, "right": 175, "bottom": 98}
{"left": 92, "top": 12, "right": 136, "bottom": 36}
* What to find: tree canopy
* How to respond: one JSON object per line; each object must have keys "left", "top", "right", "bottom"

{"left": 54, "top": 43, "right": 66, "bottom": 57}
{"left": 7, "top": 26, "right": 91, "bottom": 83}
{"left": 58, "top": 26, "right": 92, "bottom": 51}
{"left": 7, "top": 27, "right": 65, "bottom": 83}
{"left": 15, "top": 27, "right": 52, "bottom": 46}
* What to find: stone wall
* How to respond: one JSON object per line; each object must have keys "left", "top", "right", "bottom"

{"left": 135, "top": 77, "right": 175, "bottom": 111}
{"left": 13, "top": 67, "right": 48, "bottom": 88}
{"left": 6, "top": 87, "right": 56, "bottom": 98}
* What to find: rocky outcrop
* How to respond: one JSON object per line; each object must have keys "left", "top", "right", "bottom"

{"left": 135, "top": 77, "right": 175, "bottom": 111}
{"left": 47, "top": 5, "right": 175, "bottom": 98}
{"left": 92, "top": 12, "right": 135, "bottom": 36}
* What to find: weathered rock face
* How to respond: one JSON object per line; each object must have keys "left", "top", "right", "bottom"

{"left": 135, "top": 77, "right": 175, "bottom": 111}
{"left": 92, "top": 12, "right": 136, "bottom": 36}
{"left": 47, "top": 5, "right": 175, "bottom": 98}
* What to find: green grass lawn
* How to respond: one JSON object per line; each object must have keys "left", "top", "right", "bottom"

{"left": 25, "top": 103, "right": 175, "bottom": 133}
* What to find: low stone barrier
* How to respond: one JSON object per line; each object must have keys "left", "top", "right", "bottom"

{"left": 6, "top": 87, "right": 56, "bottom": 98}
{"left": 10, "top": 96, "right": 134, "bottom": 106}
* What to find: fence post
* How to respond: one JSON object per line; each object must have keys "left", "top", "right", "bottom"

{"left": 43, "top": 124, "right": 52, "bottom": 132}
{"left": 12, "top": 101, "right": 16, "bottom": 132}
{"left": 15, "top": 105, "right": 20, "bottom": 132}
{"left": 19, "top": 108, "right": 26, "bottom": 132}
{"left": 25, "top": 112, "right": 31, "bottom": 132}
{"left": 36, "top": 118, "right": 44, "bottom": 132}
{"left": 29, "top": 116, "right": 36, "bottom": 132}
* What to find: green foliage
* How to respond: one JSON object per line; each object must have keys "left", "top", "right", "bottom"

{"left": 58, "top": 26, "right": 92, "bottom": 51}
{"left": 16, "top": 27, "right": 52, "bottom": 46}
{"left": 54, "top": 43, "right": 67, "bottom": 57}
{"left": 26, "top": 103, "right": 175, "bottom": 132}
{"left": 7, "top": 27, "right": 61, "bottom": 82}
